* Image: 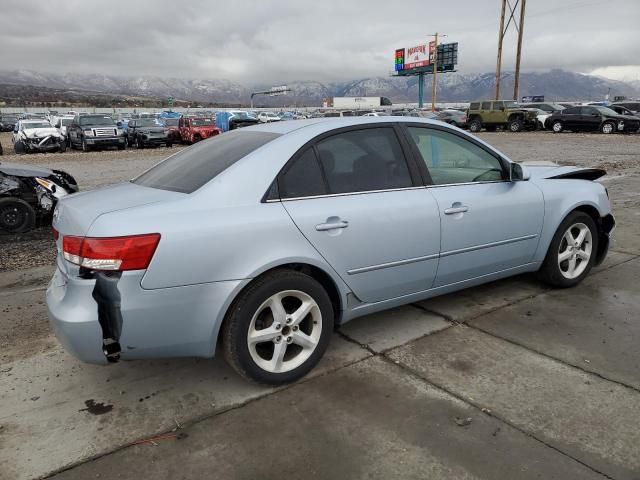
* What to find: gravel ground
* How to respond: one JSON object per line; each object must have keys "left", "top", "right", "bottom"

{"left": 1, "top": 129, "right": 639, "bottom": 273}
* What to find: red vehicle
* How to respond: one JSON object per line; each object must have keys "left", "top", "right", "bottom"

{"left": 160, "top": 118, "right": 181, "bottom": 142}
{"left": 178, "top": 117, "right": 222, "bottom": 144}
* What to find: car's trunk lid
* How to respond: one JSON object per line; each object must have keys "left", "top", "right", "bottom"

{"left": 53, "top": 181, "right": 184, "bottom": 237}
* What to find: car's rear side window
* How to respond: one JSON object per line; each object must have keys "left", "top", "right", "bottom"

{"left": 279, "top": 148, "right": 326, "bottom": 199}
{"left": 469, "top": 102, "right": 480, "bottom": 110}
{"left": 315, "top": 128, "right": 412, "bottom": 194}
{"left": 133, "top": 130, "right": 280, "bottom": 193}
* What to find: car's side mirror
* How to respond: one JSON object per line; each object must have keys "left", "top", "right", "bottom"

{"left": 116, "top": 121, "right": 122, "bottom": 127}
{"left": 510, "top": 163, "right": 530, "bottom": 181}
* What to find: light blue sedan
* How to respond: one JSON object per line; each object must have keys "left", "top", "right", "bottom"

{"left": 47, "top": 117, "right": 615, "bottom": 384}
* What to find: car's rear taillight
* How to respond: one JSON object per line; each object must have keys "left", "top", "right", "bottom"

{"left": 62, "top": 234, "right": 160, "bottom": 271}
{"left": 52, "top": 227, "right": 59, "bottom": 241}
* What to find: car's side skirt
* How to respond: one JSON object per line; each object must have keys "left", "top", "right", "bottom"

{"left": 340, "top": 262, "right": 540, "bottom": 324}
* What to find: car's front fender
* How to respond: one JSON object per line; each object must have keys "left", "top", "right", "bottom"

{"left": 531, "top": 178, "right": 611, "bottom": 264}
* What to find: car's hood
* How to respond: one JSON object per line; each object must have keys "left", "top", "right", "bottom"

{"left": 522, "top": 162, "right": 606, "bottom": 181}
{"left": 23, "top": 127, "right": 61, "bottom": 138}
{"left": 0, "top": 161, "right": 53, "bottom": 177}
{"left": 53, "top": 181, "right": 185, "bottom": 237}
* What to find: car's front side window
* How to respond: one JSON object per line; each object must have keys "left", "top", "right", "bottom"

{"left": 315, "top": 128, "right": 413, "bottom": 194}
{"left": 408, "top": 127, "right": 505, "bottom": 185}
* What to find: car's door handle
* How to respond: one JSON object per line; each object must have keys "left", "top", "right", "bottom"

{"left": 444, "top": 205, "right": 469, "bottom": 215}
{"left": 316, "top": 220, "right": 349, "bottom": 231}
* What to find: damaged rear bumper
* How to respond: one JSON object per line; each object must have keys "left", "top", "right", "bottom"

{"left": 46, "top": 262, "right": 246, "bottom": 364}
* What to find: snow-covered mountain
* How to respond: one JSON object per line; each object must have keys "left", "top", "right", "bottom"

{"left": 0, "top": 69, "right": 638, "bottom": 106}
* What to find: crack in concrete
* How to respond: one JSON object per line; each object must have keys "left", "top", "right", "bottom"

{"left": 378, "top": 353, "right": 615, "bottom": 480}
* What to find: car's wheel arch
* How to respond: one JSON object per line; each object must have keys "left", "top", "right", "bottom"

{"left": 535, "top": 199, "right": 611, "bottom": 267}
{"left": 211, "top": 259, "right": 348, "bottom": 356}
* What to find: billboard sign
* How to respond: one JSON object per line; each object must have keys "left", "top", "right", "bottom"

{"left": 394, "top": 42, "right": 458, "bottom": 75}
{"left": 404, "top": 43, "right": 430, "bottom": 70}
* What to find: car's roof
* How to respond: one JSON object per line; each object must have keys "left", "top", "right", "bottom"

{"left": 239, "top": 116, "right": 446, "bottom": 135}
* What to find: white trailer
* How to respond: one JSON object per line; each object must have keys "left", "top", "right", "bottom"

{"left": 329, "top": 97, "right": 392, "bottom": 109}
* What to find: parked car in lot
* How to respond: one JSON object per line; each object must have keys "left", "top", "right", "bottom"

{"left": 67, "top": 114, "right": 126, "bottom": 151}
{"left": 611, "top": 101, "right": 640, "bottom": 115}
{"left": 548, "top": 105, "right": 640, "bottom": 134}
{"left": 47, "top": 117, "right": 615, "bottom": 385}
{"left": 127, "top": 118, "right": 172, "bottom": 148}
{"left": 467, "top": 100, "right": 538, "bottom": 132}
{"left": 607, "top": 104, "right": 640, "bottom": 122}
{"left": 257, "top": 112, "right": 281, "bottom": 123}
{"left": 521, "top": 102, "right": 565, "bottom": 114}
{"left": 159, "top": 117, "right": 181, "bottom": 142}
{"left": 437, "top": 109, "right": 467, "bottom": 128}
{"left": 178, "top": 117, "right": 222, "bottom": 143}
{"left": 363, "top": 111, "right": 390, "bottom": 117}
{"left": 0, "top": 114, "right": 20, "bottom": 132}
{"left": 228, "top": 111, "right": 260, "bottom": 130}
{"left": 12, "top": 120, "right": 66, "bottom": 154}
{"left": 52, "top": 116, "right": 75, "bottom": 146}
{"left": 0, "top": 161, "right": 78, "bottom": 233}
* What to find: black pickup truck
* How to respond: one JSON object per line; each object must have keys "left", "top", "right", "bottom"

{"left": 67, "top": 114, "right": 126, "bottom": 151}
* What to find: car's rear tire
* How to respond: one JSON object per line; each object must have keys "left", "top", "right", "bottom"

{"left": 507, "top": 117, "right": 523, "bottom": 132}
{"left": 14, "top": 140, "right": 25, "bottom": 154}
{"left": 222, "top": 270, "right": 334, "bottom": 385}
{"left": 0, "top": 198, "right": 36, "bottom": 233}
{"left": 468, "top": 118, "right": 482, "bottom": 132}
{"left": 136, "top": 137, "right": 144, "bottom": 149}
{"left": 551, "top": 121, "right": 563, "bottom": 133}
{"left": 537, "top": 211, "right": 598, "bottom": 288}
{"left": 601, "top": 121, "right": 615, "bottom": 134}
{"left": 58, "top": 141, "right": 66, "bottom": 153}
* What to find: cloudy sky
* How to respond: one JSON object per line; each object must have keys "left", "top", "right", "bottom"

{"left": 1, "top": 0, "right": 638, "bottom": 84}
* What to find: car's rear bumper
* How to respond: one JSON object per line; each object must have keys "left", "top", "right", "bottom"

{"left": 47, "top": 264, "right": 245, "bottom": 364}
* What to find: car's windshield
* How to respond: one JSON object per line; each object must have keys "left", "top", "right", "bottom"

{"left": 192, "top": 118, "right": 215, "bottom": 126}
{"left": 79, "top": 116, "right": 115, "bottom": 126}
{"left": 133, "top": 130, "right": 280, "bottom": 193}
{"left": 595, "top": 106, "right": 618, "bottom": 116}
{"left": 60, "top": 118, "right": 73, "bottom": 126}
{"left": 23, "top": 122, "right": 51, "bottom": 129}
{"left": 503, "top": 101, "right": 517, "bottom": 108}
{"left": 137, "top": 119, "right": 158, "bottom": 127}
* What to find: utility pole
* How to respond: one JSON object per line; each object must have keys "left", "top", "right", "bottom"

{"left": 494, "top": 0, "right": 526, "bottom": 101}
{"left": 431, "top": 32, "right": 439, "bottom": 112}
{"left": 430, "top": 32, "right": 446, "bottom": 111}
{"left": 495, "top": 0, "right": 506, "bottom": 100}
{"left": 513, "top": 0, "right": 527, "bottom": 101}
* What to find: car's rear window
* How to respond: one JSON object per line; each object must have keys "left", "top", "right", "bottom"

{"left": 132, "top": 130, "right": 280, "bottom": 193}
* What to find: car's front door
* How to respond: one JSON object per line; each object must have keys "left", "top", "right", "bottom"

{"left": 579, "top": 107, "right": 602, "bottom": 131}
{"left": 279, "top": 126, "right": 441, "bottom": 303}
{"left": 404, "top": 125, "right": 544, "bottom": 287}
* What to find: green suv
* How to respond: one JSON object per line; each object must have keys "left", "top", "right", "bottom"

{"left": 467, "top": 100, "right": 538, "bottom": 132}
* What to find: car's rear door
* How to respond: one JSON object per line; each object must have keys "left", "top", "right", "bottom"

{"left": 279, "top": 125, "right": 441, "bottom": 304}
{"left": 403, "top": 124, "right": 544, "bottom": 287}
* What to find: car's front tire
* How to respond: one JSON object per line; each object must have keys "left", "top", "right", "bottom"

{"left": 508, "top": 117, "right": 524, "bottom": 132}
{"left": 601, "top": 121, "right": 615, "bottom": 134}
{"left": 222, "top": 270, "right": 334, "bottom": 385}
{"left": 468, "top": 118, "right": 482, "bottom": 132}
{"left": 551, "top": 120, "right": 563, "bottom": 133}
{"left": 538, "top": 211, "right": 598, "bottom": 288}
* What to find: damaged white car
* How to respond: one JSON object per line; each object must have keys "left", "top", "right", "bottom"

{"left": 12, "top": 120, "right": 67, "bottom": 154}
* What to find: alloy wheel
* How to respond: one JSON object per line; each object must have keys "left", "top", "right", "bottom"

{"left": 601, "top": 122, "right": 614, "bottom": 134}
{"left": 557, "top": 222, "right": 592, "bottom": 279}
{"left": 247, "top": 290, "right": 322, "bottom": 373}
{"left": 552, "top": 121, "right": 562, "bottom": 133}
